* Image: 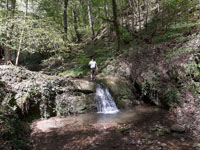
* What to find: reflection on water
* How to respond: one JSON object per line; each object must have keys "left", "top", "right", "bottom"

{"left": 34, "top": 105, "right": 164, "bottom": 132}
{"left": 79, "top": 105, "right": 161, "bottom": 124}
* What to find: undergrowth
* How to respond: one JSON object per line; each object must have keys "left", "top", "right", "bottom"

{"left": 59, "top": 41, "right": 115, "bottom": 77}
{"left": 0, "top": 106, "right": 29, "bottom": 150}
{"left": 153, "top": 21, "right": 200, "bottom": 44}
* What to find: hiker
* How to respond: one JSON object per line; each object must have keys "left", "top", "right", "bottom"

{"left": 88, "top": 56, "right": 98, "bottom": 80}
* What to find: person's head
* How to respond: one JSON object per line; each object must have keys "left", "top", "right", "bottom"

{"left": 91, "top": 56, "right": 94, "bottom": 60}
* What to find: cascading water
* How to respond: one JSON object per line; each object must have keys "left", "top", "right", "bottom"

{"left": 94, "top": 83, "right": 119, "bottom": 114}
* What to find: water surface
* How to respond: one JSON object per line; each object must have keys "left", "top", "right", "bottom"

{"left": 34, "top": 105, "right": 164, "bottom": 132}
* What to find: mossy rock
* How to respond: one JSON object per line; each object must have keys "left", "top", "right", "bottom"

{"left": 73, "top": 93, "right": 96, "bottom": 114}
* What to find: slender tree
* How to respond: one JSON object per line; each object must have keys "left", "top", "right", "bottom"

{"left": 112, "top": 0, "right": 120, "bottom": 51}
{"left": 5, "top": 0, "right": 10, "bottom": 64}
{"left": 86, "top": 0, "right": 95, "bottom": 40}
{"left": 16, "top": 0, "right": 28, "bottom": 66}
{"left": 104, "top": 0, "right": 110, "bottom": 18}
{"left": 63, "top": 0, "right": 69, "bottom": 40}
{"left": 72, "top": 7, "right": 81, "bottom": 42}
{"left": 5, "top": 0, "right": 16, "bottom": 64}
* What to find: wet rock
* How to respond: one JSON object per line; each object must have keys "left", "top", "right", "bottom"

{"left": 97, "top": 76, "right": 133, "bottom": 108}
{"left": 171, "top": 124, "right": 185, "bottom": 133}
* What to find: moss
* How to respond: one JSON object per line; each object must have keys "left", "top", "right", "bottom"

{"left": 158, "top": 128, "right": 171, "bottom": 136}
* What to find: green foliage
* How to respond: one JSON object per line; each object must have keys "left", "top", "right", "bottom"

{"left": 149, "top": 0, "right": 198, "bottom": 44}
{"left": 163, "top": 0, "right": 196, "bottom": 22}
{"left": 154, "top": 19, "right": 200, "bottom": 44}
{"left": 185, "top": 52, "right": 200, "bottom": 105}
{"left": 0, "top": 15, "right": 69, "bottom": 63}
{"left": 167, "top": 47, "right": 191, "bottom": 60}
{"left": 60, "top": 64, "right": 90, "bottom": 77}
{"left": 38, "top": 0, "right": 63, "bottom": 24}
{"left": 59, "top": 40, "right": 114, "bottom": 77}
{"left": 140, "top": 71, "right": 160, "bottom": 105}
{"left": 162, "top": 88, "right": 178, "bottom": 106}
{"left": 0, "top": 107, "right": 28, "bottom": 150}
{"left": 119, "top": 26, "right": 132, "bottom": 42}
{"left": 154, "top": 32, "right": 182, "bottom": 43}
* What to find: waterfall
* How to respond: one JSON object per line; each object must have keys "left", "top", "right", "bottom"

{"left": 94, "top": 83, "right": 119, "bottom": 114}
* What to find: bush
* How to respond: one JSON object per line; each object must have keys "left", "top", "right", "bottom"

{"left": 0, "top": 105, "right": 29, "bottom": 150}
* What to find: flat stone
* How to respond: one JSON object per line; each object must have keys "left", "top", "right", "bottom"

{"left": 72, "top": 79, "right": 95, "bottom": 92}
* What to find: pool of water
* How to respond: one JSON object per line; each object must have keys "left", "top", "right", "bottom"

{"left": 33, "top": 105, "right": 165, "bottom": 132}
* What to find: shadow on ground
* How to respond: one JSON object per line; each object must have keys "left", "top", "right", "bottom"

{"left": 30, "top": 105, "right": 197, "bottom": 150}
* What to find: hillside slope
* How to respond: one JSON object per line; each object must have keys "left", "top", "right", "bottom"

{"left": 97, "top": 21, "right": 200, "bottom": 137}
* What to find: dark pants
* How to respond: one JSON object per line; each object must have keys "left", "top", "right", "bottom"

{"left": 90, "top": 68, "right": 96, "bottom": 79}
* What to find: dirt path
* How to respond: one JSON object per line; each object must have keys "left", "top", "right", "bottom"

{"left": 30, "top": 106, "right": 199, "bottom": 150}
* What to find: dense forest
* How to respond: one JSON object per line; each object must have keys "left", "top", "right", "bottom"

{"left": 0, "top": 0, "right": 200, "bottom": 149}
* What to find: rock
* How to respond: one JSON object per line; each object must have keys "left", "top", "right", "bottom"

{"left": 171, "top": 124, "right": 185, "bottom": 133}
{"left": 148, "top": 141, "right": 153, "bottom": 145}
{"left": 161, "top": 143, "right": 167, "bottom": 147}
{"left": 97, "top": 76, "right": 133, "bottom": 108}
{"left": 181, "top": 138, "right": 185, "bottom": 142}
{"left": 72, "top": 79, "right": 95, "bottom": 93}
{"left": 0, "top": 65, "right": 96, "bottom": 118}
{"left": 131, "top": 140, "right": 136, "bottom": 145}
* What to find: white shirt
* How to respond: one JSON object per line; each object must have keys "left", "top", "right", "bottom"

{"left": 89, "top": 60, "right": 97, "bottom": 69}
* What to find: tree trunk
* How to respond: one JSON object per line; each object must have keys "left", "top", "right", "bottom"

{"left": 16, "top": 0, "right": 28, "bottom": 66}
{"left": 5, "top": 0, "right": 10, "bottom": 64}
{"left": 72, "top": 8, "right": 81, "bottom": 42}
{"left": 104, "top": 0, "right": 110, "bottom": 18}
{"left": 15, "top": 29, "right": 24, "bottom": 66}
{"left": 11, "top": 0, "right": 16, "bottom": 17}
{"left": 112, "top": 0, "right": 120, "bottom": 51}
{"left": 129, "top": 0, "right": 135, "bottom": 35}
{"left": 5, "top": 0, "right": 16, "bottom": 64}
{"left": 86, "top": 0, "right": 95, "bottom": 40}
{"left": 137, "top": 0, "right": 141, "bottom": 34}
{"left": 145, "top": 0, "right": 149, "bottom": 30}
{"left": 63, "top": 0, "right": 69, "bottom": 40}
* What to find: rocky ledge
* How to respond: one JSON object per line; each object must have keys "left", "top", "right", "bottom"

{"left": 0, "top": 65, "right": 96, "bottom": 118}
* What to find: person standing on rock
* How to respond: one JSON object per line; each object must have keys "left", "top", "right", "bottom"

{"left": 88, "top": 56, "right": 98, "bottom": 80}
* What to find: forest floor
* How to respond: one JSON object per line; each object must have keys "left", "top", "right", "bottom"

{"left": 30, "top": 105, "right": 199, "bottom": 150}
